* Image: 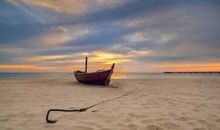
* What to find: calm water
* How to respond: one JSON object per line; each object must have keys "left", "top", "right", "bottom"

{"left": 0, "top": 72, "right": 219, "bottom": 80}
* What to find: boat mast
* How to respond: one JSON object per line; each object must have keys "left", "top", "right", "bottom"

{"left": 85, "top": 57, "right": 88, "bottom": 73}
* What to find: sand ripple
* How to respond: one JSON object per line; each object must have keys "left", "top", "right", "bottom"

{"left": 0, "top": 78, "right": 220, "bottom": 130}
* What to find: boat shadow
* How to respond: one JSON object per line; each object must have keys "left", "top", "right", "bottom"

{"left": 67, "top": 81, "right": 119, "bottom": 88}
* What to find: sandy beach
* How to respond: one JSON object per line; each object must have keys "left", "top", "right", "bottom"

{"left": 0, "top": 75, "right": 220, "bottom": 130}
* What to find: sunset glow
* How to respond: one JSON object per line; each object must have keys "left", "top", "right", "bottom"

{"left": 158, "top": 63, "right": 220, "bottom": 72}
{"left": 0, "top": 65, "right": 51, "bottom": 70}
{"left": 0, "top": 0, "right": 219, "bottom": 72}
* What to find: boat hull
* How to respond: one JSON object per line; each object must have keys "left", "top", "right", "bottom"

{"left": 74, "top": 69, "right": 113, "bottom": 85}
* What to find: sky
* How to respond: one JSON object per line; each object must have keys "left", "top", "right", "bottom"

{"left": 0, "top": 0, "right": 220, "bottom": 72}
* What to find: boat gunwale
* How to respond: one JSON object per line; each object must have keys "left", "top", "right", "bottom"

{"left": 74, "top": 69, "right": 111, "bottom": 75}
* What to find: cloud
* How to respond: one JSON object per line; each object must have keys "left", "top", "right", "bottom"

{"left": 156, "top": 63, "right": 220, "bottom": 72}
{"left": 0, "top": 64, "right": 81, "bottom": 72}
{"left": 17, "top": 0, "right": 88, "bottom": 14}
{"left": 9, "top": 0, "right": 129, "bottom": 15}
{"left": 26, "top": 25, "right": 89, "bottom": 48}
{"left": 0, "top": 64, "right": 50, "bottom": 69}
{"left": 19, "top": 55, "right": 71, "bottom": 62}
{"left": 0, "top": 0, "right": 220, "bottom": 72}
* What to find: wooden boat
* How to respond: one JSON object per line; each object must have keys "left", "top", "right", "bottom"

{"left": 74, "top": 57, "right": 115, "bottom": 86}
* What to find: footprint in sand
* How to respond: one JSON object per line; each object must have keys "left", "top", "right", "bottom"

{"left": 187, "top": 121, "right": 196, "bottom": 127}
{"left": 160, "top": 122, "right": 180, "bottom": 129}
{"left": 23, "top": 113, "right": 36, "bottom": 118}
{"left": 68, "top": 125, "right": 95, "bottom": 130}
{"left": 100, "top": 128, "right": 113, "bottom": 130}
{"left": 197, "top": 119, "right": 208, "bottom": 124}
{"left": 91, "top": 110, "right": 99, "bottom": 112}
{"left": 168, "top": 112, "right": 178, "bottom": 118}
{"left": 141, "top": 119, "right": 154, "bottom": 124}
{"left": 199, "top": 103, "right": 207, "bottom": 107}
{"left": 208, "top": 114, "right": 217, "bottom": 118}
{"left": 176, "top": 116, "right": 192, "bottom": 121}
{"left": 216, "top": 118, "right": 220, "bottom": 122}
{"left": 128, "top": 113, "right": 149, "bottom": 119}
{"left": 155, "top": 118, "right": 165, "bottom": 122}
{"left": 78, "top": 121, "right": 102, "bottom": 128}
{"left": 193, "top": 128, "right": 207, "bottom": 130}
{"left": 4, "top": 128, "right": 13, "bottom": 130}
{"left": 117, "top": 123, "right": 127, "bottom": 129}
{"left": 197, "top": 119, "right": 214, "bottom": 128}
{"left": 192, "top": 108, "right": 200, "bottom": 112}
{"left": 0, "top": 118, "right": 10, "bottom": 122}
{"left": 128, "top": 123, "right": 139, "bottom": 130}
{"left": 142, "top": 124, "right": 164, "bottom": 130}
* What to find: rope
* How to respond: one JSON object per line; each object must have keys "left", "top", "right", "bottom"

{"left": 46, "top": 89, "right": 136, "bottom": 123}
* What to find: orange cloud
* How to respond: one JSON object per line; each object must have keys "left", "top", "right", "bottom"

{"left": 17, "top": 51, "right": 137, "bottom": 67}
{"left": 19, "top": 55, "right": 70, "bottom": 62}
{"left": 26, "top": 26, "right": 89, "bottom": 47}
{"left": 83, "top": 51, "right": 131, "bottom": 65}
{"left": 17, "top": 53, "right": 89, "bottom": 64}
{"left": 19, "top": 0, "right": 87, "bottom": 14}
{"left": 157, "top": 63, "right": 220, "bottom": 72}
{"left": 0, "top": 65, "right": 51, "bottom": 70}
{"left": 4, "top": 51, "right": 150, "bottom": 72}
{"left": 28, "top": 31, "right": 72, "bottom": 47}
{"left": 115, "top": 67, "right": 128, "bottom": 73}
{"left": 0, "top": 64, "right": 80, "bottom": 72}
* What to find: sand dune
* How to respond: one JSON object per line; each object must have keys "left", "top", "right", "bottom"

{"left": 0, "top": 76, "right": 220, "bottom": 130}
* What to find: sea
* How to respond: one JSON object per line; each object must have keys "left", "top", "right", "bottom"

{"left": 0, "top": 72, "right": 219, "bottom": 80}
